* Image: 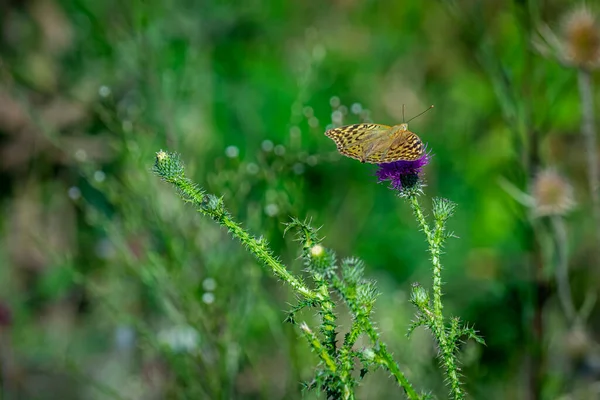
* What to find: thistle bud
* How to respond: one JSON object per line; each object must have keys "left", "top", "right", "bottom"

{"left": 153, "top": 150, "right": 184, "bottom": 179}
{"left": 310, "top": 244, "right": 324, "bottom": 258}
{"left": 409, "top": 283, "right": 430, "bottom": 309}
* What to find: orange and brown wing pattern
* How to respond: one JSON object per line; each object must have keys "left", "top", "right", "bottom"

{"left": 325, "top": 123, "right": 392, "bottom": 162}
{"left": 379, "top": 130, "right": 425, "bottom": 163}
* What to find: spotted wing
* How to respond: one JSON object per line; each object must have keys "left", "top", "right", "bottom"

{"left": 325, "top": 123, "right": 392, "bottom": 162}
{"left": 376, "top": 130, "right": 425, "bottom": 163}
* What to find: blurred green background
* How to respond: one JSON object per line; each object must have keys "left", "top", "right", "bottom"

{"left": 1, "top": 0, "right": 599, "bottom": 398}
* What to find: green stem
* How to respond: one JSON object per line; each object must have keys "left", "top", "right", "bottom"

{"left": 300, "top": 323, "right": 354, "bottom": 400}
{"left": 551, "top": 216, "right": 576, "bottom": 323}
{"left": 365, "top": 326, "right": 420, "bottom": 399}
{"left": 409, "top": 195, "right": 433, "bottom": 245}
{"left": 218, "top": 213, "right": 318, "bottom": 301}
{"left": 155, "top": 152, "right": 420, "bottom": 399}
{"left": 409, "top": 195, "right": 463, "bottom": 399}
{"left": 300, "top": 322, "right": 338, "bottom": 374}
{"left": 578, "top": 68, "right": 600, "bottom": 246}
{"left": 157, "top": 157, "right": 319, "bottom": 303}
{"left": 330, "top": 275, "right": 420, "bottom": 400}
{"left": 311, "top": 271, "right": 338, "bottom": 357}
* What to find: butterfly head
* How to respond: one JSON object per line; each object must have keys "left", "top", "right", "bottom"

{"left": 398, "top": 123, "right": 409, "bottom": 131}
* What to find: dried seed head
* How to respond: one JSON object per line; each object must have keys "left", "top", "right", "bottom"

{"left": 531, "top": 169, "right": 575, "bottom": 217}
{"left": 561, "top": 6, "right": 600, "bottom": 69}
{"left": 564, "top": 325, "right": 592, "bottom": 360}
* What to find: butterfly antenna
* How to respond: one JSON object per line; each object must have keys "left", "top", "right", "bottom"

{"left": 406, "top": 105, "right": 434, "bottom": 123}
{"left": 402, "top": 104, "right": 405, "bottom": 123}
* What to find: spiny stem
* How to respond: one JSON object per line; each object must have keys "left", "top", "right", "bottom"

{"left": 154, "top": 151, "right": 319, "bottom": 303}
{"left": 299, "top": 322, "right": 338, "bottom": 374}
{"left": 314, "top": 274, "right": 338, "bottom": 356}
{"left": 299, "top": 322, "right": 355, "bottom": 400}
{"left": 154, "top": 151, "right": 422, "bottom": 399}
{"left": 225, "top": 217, "right": 320, "bottom": 300}
{"left": 410, "top": 196, "right": 433, "bottom": 246}
{"left": 409, "top": 195, "right": 464, "bottom": 399}
{"left": 365, "top": 325, "right": 420, "bottom": 399}
{"left": 329, "top": 274, "right": 420, "bottom": 400}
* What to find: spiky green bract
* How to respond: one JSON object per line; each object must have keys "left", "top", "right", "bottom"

{"left": 406, "top": 193, "right": 485, "bottom": 400}
{"left": 154, "top": 151, "right": 421, "bottom": 400}
{"left": 397, "top": 179, "right": 425, "bottom": 199}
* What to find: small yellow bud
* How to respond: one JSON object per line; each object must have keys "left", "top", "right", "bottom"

{"left": 310, "top": 244, "right": 324, "bottom": 257}
{"left": 156, "top": 150, "right": 168, "bottom": 162}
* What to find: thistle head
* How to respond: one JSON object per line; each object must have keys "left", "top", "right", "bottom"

{"left": 375, "top": 152, "right": 431, "bottom": 196}
{"left": 561, "top": 6, "right": 600, "bottom": 69}
{"left": 530, "top": 168, "right": 575, "bottom": 217}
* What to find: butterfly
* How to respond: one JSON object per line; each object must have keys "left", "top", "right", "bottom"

{"left": 324, "top": 105, "right": 433, "bottom": 164}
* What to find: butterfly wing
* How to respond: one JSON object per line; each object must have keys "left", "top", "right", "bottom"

{"left": 325, "top": 124, "right": 392, "bottom": 162}
{"left": 377, "top": 130, "right": 425, "bottom": 163}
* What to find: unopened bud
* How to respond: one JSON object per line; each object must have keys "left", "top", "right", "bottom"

{"left": 310, "top": 244, "right": 324, "bottom": 257}
{"left": 410, "top": 283, "right": 430, "bottom": 309}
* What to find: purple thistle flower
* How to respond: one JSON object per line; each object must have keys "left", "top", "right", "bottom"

{"left": 375, "top": 153, "right": 431, "bottom": 192}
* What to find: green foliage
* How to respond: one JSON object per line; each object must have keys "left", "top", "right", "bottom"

{"left": 3, "top": 0, "right": 600, "bottom": 398}
{"left": 154, "top": 150, "right": 424, "bottom": 399}
{"left": 407, "top": 194, "right": 484, "bottom": 399}
{"left": 154, "top": 150, "right": 483, "bottom": 399}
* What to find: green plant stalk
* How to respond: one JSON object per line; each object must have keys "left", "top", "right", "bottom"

{"left": 301, "top": 240, "right": 339, "bottom": 359}
{"left": 155, "top": 156, "right": 318, "bottom": 303}
{"left": 365, "top": 325, "right": 419, "bottom": 398}
{"left": 299, "top": 322, "right": 355, "bottom": 400}
{"left": 551, "top": 216, "right": 576, "bottom": 323}
{"left": 296, "top": 233, "right": 341, "bottom": 368}
{"left": 330, "top": 276, "right": 420, "bottom": 400}
{"left": 409, "top": 195, "right": 464, "bottom": 399}
{"left": 331, "top": 275, "right": 361, "bottom": 350}
{"left": 330, "top": 278, "right": 362, "bottom": 396}
{"left": 299, "top": 322, "right": 338, "bottom": 374}
{"left": 314, "top": 274, "right": 338, "bottom": 356}
{"left": 344, "top": 320, "right": 362, "bottom": 349}
{"left": 213, "top": 214, "right": 318, "bottom": 300}
{"left": 154, "top": 151, "right": 421, "bottom": 399}
{"left": 578, "top": 68, "right": 600, "bottom": 246}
